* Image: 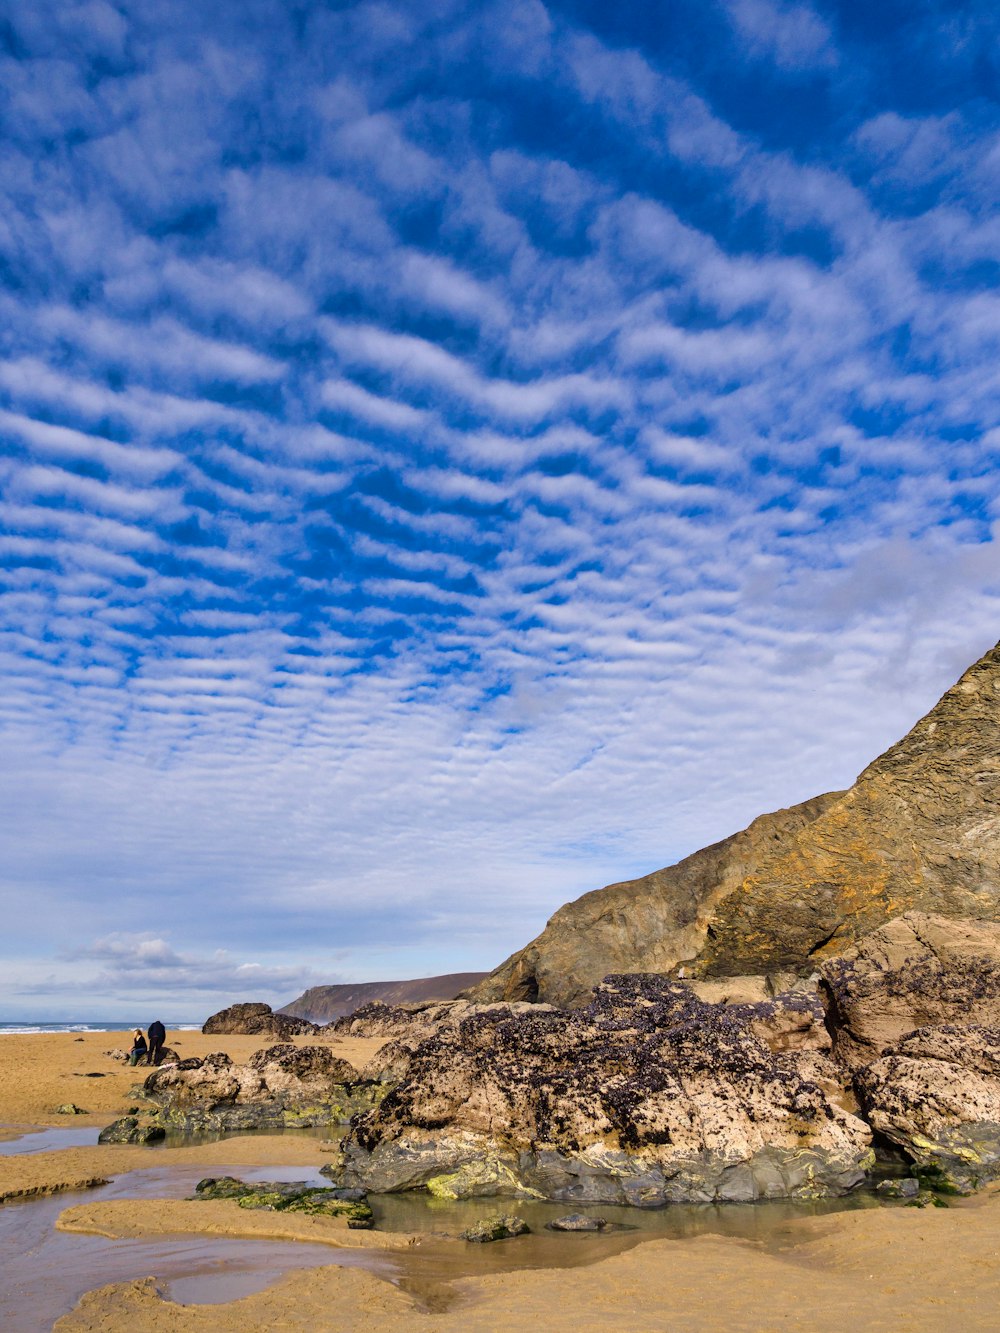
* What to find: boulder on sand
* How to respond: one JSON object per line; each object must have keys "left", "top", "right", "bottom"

{"left": 201, "top": 1002, "right": 316, "bottom": 1039}
{"left": 140, "top": 1044, "right": 377, "bottom": 1133}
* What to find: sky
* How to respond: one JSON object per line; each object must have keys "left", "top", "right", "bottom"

{"left": 1, "top": 0, "right": 999, "bottom": 1020}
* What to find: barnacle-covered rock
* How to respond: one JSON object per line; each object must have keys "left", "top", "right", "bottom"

{"left": 140, "top": 1045, "right": 378, "bottom": 1133}
{"left": 855, "top": 1024, "right": 1000, "bottom": 1193}
{"left": 336, "top": 975, "right": 871, "bottom": 1205}
{"left": 821, "top": 914, "right": 1000, "bottom": 1070}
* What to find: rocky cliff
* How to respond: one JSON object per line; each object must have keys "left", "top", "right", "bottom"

{"left": 470, "top": 641, "right": 1000, "bottom": 1008}
{"left": 280, "top": 973, "right": 489, "bottom": 1024}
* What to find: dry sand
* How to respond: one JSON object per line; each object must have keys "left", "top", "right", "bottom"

{"left": 3, "top": 1030, "right": 1000, "bottom": 1331}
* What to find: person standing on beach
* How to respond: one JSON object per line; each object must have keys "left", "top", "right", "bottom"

{"left": 146, "top": 1019, "right": 166, "bottom": 1066}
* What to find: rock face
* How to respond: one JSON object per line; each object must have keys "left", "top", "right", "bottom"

{"left": 855, "top": 1025, "right": 1000, "bottom": 1193}
{"left": 201, "top": 1002, "right": 316, "bottom": 1039}
{"left": 820, "top": 913, "right": 1000, "bottom": 1070}
{"left": 470, "top": 642, "right": 1000, "bottom": 1007}
{"left": 337, "top": 975, "right": 872, "bottom": 1206}
{"left": 816, "top": 912, "right": 1000, "bottom": 1192}
{"left": 281, "top": 974, "right": 489, "bottom": 1024}
{"left": 141, "top": 1044, "right": 378, "bottom": 1132}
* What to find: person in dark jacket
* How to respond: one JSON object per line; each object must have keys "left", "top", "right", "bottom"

{"left": 146, "top": 1019, "right": 166, "bottom": 1066}
{"left": 129, "top": 1028, "right": 147, "bottom": 1066}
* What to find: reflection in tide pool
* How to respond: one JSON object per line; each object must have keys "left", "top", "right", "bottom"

{"left": 0, "top": 1126, "right": 100, "bottom": 1155}
{"left": 373, "top": 1185, "right": 882, "bottom": 1244}
{"left": 0, "top": 1142, "right": 898, "bottom": 1332}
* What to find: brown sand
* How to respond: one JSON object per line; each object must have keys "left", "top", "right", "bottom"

{"left": 5, "top": 1031, "right": 1000, "bottom": 1331}
{"left": 51, "top": 1196, "right": 1000, "bottom": 1332}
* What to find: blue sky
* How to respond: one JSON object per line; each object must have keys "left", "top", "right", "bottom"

{"left": 1, "top": 0, "right": 999, "bottom": 1019}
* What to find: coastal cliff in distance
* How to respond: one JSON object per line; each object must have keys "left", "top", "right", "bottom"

{"left": 279, "top": 972, "right": 488, "bottom": 1024}
{"left": 468, "top": 640, "right": 1000, "bottom": 1009}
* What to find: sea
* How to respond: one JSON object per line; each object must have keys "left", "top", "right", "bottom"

{"left": 0, "top": 1022, "right": 202, "bottom": 1035}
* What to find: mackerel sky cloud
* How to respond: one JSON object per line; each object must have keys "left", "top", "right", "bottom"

{"left": 1, "top": 0, "right": 999, "bottom": 1018}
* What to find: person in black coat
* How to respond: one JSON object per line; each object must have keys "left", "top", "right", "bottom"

{"left": 146, "top": 1019, "right": 166, "bottom": 1066}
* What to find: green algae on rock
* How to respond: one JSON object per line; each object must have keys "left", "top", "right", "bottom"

{"left": 97, "top": 1115, "right": 165, "bottom": 1145}
{"left": 461, "top": 1213, "right": 529, "bottom": 1242}
{"left": 193, "top": 1176, "right": 374, "bottom": 1228}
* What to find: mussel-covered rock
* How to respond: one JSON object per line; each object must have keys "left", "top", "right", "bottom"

{"left": 821, "top": 914, "right": 1000, "bottom": 1070}
{"left": 335, "top": 974, "right": 872, "bottom": 1205}
{"left": 854, "top": 1024, "right": 1000, "bottom": 1193}
{"left": 140, "top": 1044, "right": 378, "bottom": 1132}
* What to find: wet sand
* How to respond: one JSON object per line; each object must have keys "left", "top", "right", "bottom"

{"left": 3, "top": 1030, "right": 1000, "bottom": 1331}
{"left": 51, "top": 1196, "right": 1000, "bottom": 1332}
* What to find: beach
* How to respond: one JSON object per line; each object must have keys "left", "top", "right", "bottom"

{"left": 1, "top": 1028, "right": 998, "bottom": 1331}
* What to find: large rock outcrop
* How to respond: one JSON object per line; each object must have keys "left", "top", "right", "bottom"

{"left": 855, "top": 1025, "right": 1000, "bottom": 1193}
{"left": 337, "top": 976, "right": 872, "bottom": 1206}
{"left": 818, "top": 912, "right": 1000, "bottom": 1192}
{"left": 470, "top": 641, "right": 1000, "bottom": 1007}
{"left": 201, "top": 1002, "right": 316, "bottom": 1039}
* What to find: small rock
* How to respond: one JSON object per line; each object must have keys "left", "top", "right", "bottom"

{"left": 55, "top": 1103, "right": 87, "bottom": 1115}
{"left": 98, "top": 1116, "right": 166, "bottom": 1145}
{"left": 876, "top": 1178, "right": 920, "bottom": 1199}
{"left": 462, "top": 1214, "right": 530, "bottom": 1243}
{"left": 192, "top": 1175, "right": 373, "bottom": 1226}
{"left": 546, "top": 1213, "right": 607, "bottom": 1231}
{"left": 905, "top": 1190, "right": 949, "bottom": 1209}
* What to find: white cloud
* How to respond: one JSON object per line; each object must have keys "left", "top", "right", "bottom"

{"left": 0, "top": 0, "right": 997, "bottom": 1021}
{"left": 723, "top": 0, "right": 838, "bottom": 71}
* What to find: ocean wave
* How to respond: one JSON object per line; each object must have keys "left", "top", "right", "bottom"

{"left": 0, "top": 1022, "right": 202, "bottom": 1035}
